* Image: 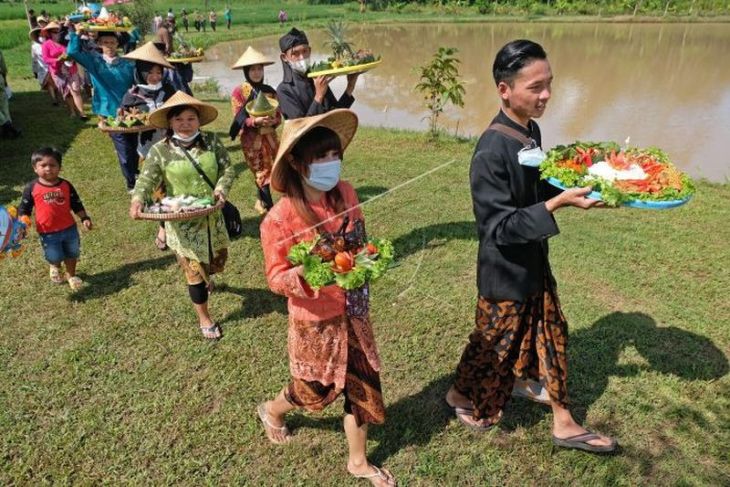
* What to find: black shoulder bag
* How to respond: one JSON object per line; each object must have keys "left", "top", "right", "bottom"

{"left": 178, "top": 145, "right": 243, "bottom": 239}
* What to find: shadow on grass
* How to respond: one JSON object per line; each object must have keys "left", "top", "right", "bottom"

{"left": 355, "top": 185, "right": 389, "bottom": 202}
{"left": 502, "top": 311, "right": 729, "bottom": 431}
{"left": 1, "top": 91, "right": 88, "bottom": 202}
{"left": 70, "top": 254, "right": 176, "bottom": 302}
{"left": 391, "top": 220, "right": 475, "bottom": 260}
{"left": 218, "top": 285, "right": 287, "bottom": 322}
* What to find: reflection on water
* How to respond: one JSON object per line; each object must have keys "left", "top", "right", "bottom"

{"left": 199, "top": 23, "right": 730, "bottom": 181}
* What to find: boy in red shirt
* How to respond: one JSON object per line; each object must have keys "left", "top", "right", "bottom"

{"left": 19, "top": 147, "right": 92, "bottom": 290}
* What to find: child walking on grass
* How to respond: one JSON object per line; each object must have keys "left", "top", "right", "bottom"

{"left": 19, "top": 147, "right": 92, "bottom": 290}
{"left": 258, "top": 110, "right": 396, "bottom": 487}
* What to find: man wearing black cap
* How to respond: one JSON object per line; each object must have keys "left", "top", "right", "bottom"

{"left": 276, "top": 28, "right": 359, "bottom": 119}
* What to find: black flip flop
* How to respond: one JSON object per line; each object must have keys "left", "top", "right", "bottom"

{"left": 552, "top": 432, "right": 618, "bottom": 454}
{"left": 199, "top": 323, "right": 222, "bottom": 340}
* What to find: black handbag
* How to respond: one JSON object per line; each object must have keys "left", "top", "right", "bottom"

{"left": 178, "top": 144, "right": 243, "bottom": 239}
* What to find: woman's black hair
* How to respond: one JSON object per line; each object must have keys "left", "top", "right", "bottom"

{"left": 165, "top": 106, "right": 207, "bottom": 149}
{"left": 134, "top": 61, "right": 161, "bottom": 85}
{"left": 492, "top": 39, "right": 547, "bottom": 86}
{"left": 96, "top": 31, "right": 119, "bottom": 41}
{"left": 31, "top": 147, "right": 63, "bottom": 167}
{"left": 290, "top": 126, "right": 342, "bottom": 169}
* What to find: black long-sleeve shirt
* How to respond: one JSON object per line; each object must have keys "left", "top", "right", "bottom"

{"left": 470, "top": 110, "right": 561, "bottom": 300}
{"left": 276, "top": 62, "right": 354, "bottom": 120}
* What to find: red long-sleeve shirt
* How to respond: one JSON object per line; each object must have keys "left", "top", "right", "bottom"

{"left": 18, "top": 178, "right": 85, "bottom": 234}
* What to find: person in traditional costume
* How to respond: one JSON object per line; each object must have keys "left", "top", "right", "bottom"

{"left": 257, "top": 109, "right": 396, "bottom": 487}
{"left": 68, "top": 25, "right": 136, "bottom": 191}
{"left": 276, "top": 28, "right": 359, "bottom": 120}
{"left": 229, "top": 46, "right": 281, "bottom": 215}
{"left": 40, "top": 22, "right": 87, "bottom": 120}
{"left": 29, "top": 27, "right": 59, "bottom": 106}
{"left": 445, "top": 39, "right": 618, "bottom": 454}
{"left": 129, "top": 92, "right": 237, "bottom": 340}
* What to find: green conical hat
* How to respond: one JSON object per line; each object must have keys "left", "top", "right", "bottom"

{"left": 246, "top": 91, "right": 278, "bottom": 117}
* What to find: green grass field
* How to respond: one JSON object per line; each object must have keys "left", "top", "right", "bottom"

{"left": 1, "top": 3, "right": 729, "bottom": 484}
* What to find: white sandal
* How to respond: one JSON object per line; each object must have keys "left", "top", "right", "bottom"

{"left": 66, "top": 274, "right": 83, "bottom": 291}
{"left": 350, "top": 466, "right": 397, "bottom": 486}
{"left": 256, "top": 403, "right": 291, "bottom": 444}
{"left": 49, "top": 265, "right": 64, "bottom": 284}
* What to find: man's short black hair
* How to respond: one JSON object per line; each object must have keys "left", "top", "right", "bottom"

{"left": 492, "top": 39, "right": 547, "bottom": 86}
{"left": 31, "top": 147, "right": 63, "bottom": 167}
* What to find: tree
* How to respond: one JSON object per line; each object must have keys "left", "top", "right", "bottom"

{"left": 415, "top": 47, "right": 465, "bottom": 138}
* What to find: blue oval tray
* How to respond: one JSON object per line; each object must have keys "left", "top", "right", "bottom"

{"left": 546, "top": 177, "right": 691, "bottom": 209}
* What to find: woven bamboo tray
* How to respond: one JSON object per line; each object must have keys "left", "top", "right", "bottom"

{"left": 98, "top": 123, "right": 156, "bottom": 134}
{"left": 138, "top": 205, "right": 217, "bottom": 221}
{"left": 166, "top": 56, "right": 205, "bottom": 64}
{"left": 307, "top": 59, "right": 382, "bottom": 78}
{"left": 83, "top": 25, "right": 133, "bottom": 32}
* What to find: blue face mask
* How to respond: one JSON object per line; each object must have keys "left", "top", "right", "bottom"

{"left": 304, "top": 159, "right": 341, "bottom": 192}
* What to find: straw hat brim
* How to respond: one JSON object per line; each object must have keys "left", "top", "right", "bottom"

{"left": 270, "top": 109, "right": 358, "bottom": 193}
{"left": 123, "top": 42, "right": 174, "bottom": 69}
{"left": 29, "top": 28, "right": 41, "bottom": 40}
{"left": 42, "top": 22, "right": 61, "bottom": 32}
{"left": 231, "top": 47, "right": 275, "bottom": 69}
{"left": 148, "top": 91, "right": 219, "bottom": 129}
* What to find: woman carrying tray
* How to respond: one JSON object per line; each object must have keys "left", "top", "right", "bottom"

{"left": 40, "top": 22, "right": 88, "bottom": 120}
{"left": 129, "top": 92, "right": 237, "bottom": 340}
{"left": 229, "top": 46, "right": 281, "bottom": 215}
{"left": 276, "top": 28, "right": 359, "bottom": 120}
{"left": 257, "top": 109, "right": 396, "bottom": 486}
{"left": 68, "top": 25, "right": 136, "bottom": 192}
{"left": 445, "top": 39, "right": 618, "bottom": 454}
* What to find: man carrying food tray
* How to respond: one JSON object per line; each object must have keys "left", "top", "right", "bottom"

{"left": 445, "top": 39, "right": 618, "bottom": 454}
{"left": 276, "top": 28, "right": 359, "bottom": 120}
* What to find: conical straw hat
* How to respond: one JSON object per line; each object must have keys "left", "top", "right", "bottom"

{"left": 246, "top": 92, "right": 278, "bottom": 117}
{"left": 271, "top": 109, "right": 358, "bottom": 193}
{"left": 231, "top": 46, "right": 275, "bottom": 70}
{"left": 29, "top": 27, "right": 41, "bottom": 41}
{"left": 123, "top": 41, "right": 174, "bottom": 69}
{"left": 42, "top": 22, "right": 61, "bottom": 32}
{"left": 148, "top": 91, "right": 218, "bottom": 129}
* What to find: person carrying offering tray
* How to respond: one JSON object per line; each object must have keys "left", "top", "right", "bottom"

{"left": 257, "top": 109, "right": 396, "bottom": 486}
{"left": 276, "top": 28, "right": 359, "bottom": 120}
{"left": 445, "top": 39, "right": 618, "bottom": 454}
{"left": 68, "top": 24, "right": 136, "bottom": 192}
{"left": 229, "top": 46, "right": 282, "bottom": 215}
{"left": 129, "top": 92, "right": 238, "bottom": 340}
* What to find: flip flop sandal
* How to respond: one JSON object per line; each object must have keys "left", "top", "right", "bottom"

{"left": 350, "top": 466, "right": 397, "bottom": 486}
{"left": 552, "top": 432, "right": 618, "bottom": 454}
{"left": 49, "top": 265, "right": 64, "bottom": 284}
{"left": 154, "top": 236, "right": 168, "bottom": 251}
{"left": 445, "top": 399, "right": 494, "bottom": 433}
{"left": 199, "top": 323, "right": 222, "bottom": 340}
{"left": 256, "top": 403, "right": 292, "bottom": 444}
{"left": 66, "top": 274, "right": 83, "bottom": 291}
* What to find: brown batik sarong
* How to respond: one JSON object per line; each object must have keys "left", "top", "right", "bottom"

{"left": 285, "top": 318, "right": 385, "bottom": 427}
{"left": 454, "top": 282, "right": 569, "bottom": 422}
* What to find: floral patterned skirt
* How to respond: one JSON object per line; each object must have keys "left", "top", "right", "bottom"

{"left": 241, "top": 129, "right": 278, "bottom": 189}
{"left": 454, "top": 282, "right": 569, "bottom": 422}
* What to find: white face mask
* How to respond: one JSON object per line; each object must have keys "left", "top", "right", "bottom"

{"left": 172, "top": 130, "right": 200, "bottom": 143}
{"left": 517, "top": 146, "right": 546, "bottom": 168}
{"left": 289, "top": 57, "right": 310, "bottom": 75}
{"left": 304, "top": 159, "right": 341, "bottom": 192}
{"left": 138, "top": 82, "right": 163, "bottom": 91}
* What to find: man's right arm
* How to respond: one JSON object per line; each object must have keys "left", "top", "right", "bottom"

{"left": 66, "top": 31, "right": 94, "bottom": 71}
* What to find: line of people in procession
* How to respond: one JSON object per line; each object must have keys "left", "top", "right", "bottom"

{"left": 15, "top": 19, "right": 618, "bottom": 486}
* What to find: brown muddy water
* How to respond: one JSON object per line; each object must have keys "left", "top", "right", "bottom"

{"left": 198, "top": 22, "right": 730, "bottom": 181}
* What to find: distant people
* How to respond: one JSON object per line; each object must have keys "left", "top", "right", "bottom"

{"left": 181, "top": 10, "right": 189, "bottom": 32}
{"left": 153, "top": 12, "right": 163, "bottom": 32}
{"left": 278, "top": 9, "right": 288, "bottom": 27}
{"left": 41, "top": 22, "right": 88, "bottom": 120}
{"left": 28, "top": 8, "right": 38, "bottom": 28}
{"left": 224, "top": 7, "right": 232, "bottom": 30}
{"left": 0, "top": 49, "right": 22, "bottom": 138}
{"left": 29, "top": 27, "right": 59, "bottom": 106}
{"left": 166, "top": 8, "right": 175, "bottom": 22}
{"left": 208, "top": 10, "right": 217, "bottom": 32}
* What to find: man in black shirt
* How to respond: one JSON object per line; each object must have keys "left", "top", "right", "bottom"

{"left": 445, "top": 39, "right": 617, "bottom": 454}
{"left": 276, "top": 28, "right": 358, "bottom": 120}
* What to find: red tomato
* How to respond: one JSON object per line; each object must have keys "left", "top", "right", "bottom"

{"left": 366, "top": 243, "right": 378, "bottom": 255}
{"left": 334, "top": 252, "right": 354, "bottom": 272}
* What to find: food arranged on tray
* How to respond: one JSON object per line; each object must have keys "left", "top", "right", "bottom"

{"left": 98, "top": 107, "right": 152, "bottom": 130}
{"left": 144, "top": 196, "right": 215, "bottom": 215}
{"left": 308, "top": 21, "right": 381, "bottom": 78}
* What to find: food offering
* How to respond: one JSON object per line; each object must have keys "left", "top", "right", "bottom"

{"left": 0, "top": 206, "right": 30, "bottom": 260}
{"left": 287, "top": 217, "right": 394, "bottom": 290}
{"left": 139, "top": 196, "right": 218, "bottom": 221}
{"left": 308, "top": 20, "right": 381, "bottom": 78}
{"left": 167, "top": 35, "right": 205, "bottom": 63}
{"left": 540, "top": 141, "right": 695, "bottom": 208}
{"left": 246, "top": 92, "right": 279, "bottom": 118}
{"left": 98, "top": 107, "right": 155, "bottom": 133}
{"left": 80, "top": 11, "right": 133, "bottom": 32}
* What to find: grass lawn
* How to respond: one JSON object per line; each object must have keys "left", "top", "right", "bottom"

{"left": 1, "top": 84, "right": 729, "bottom": 484}
{"left": 1, "top": 3, "right": 729, "bottom": 483}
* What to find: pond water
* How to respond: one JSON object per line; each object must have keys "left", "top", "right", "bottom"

{"left": 197, "top": 22, "right": 730, "bottom": 182}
